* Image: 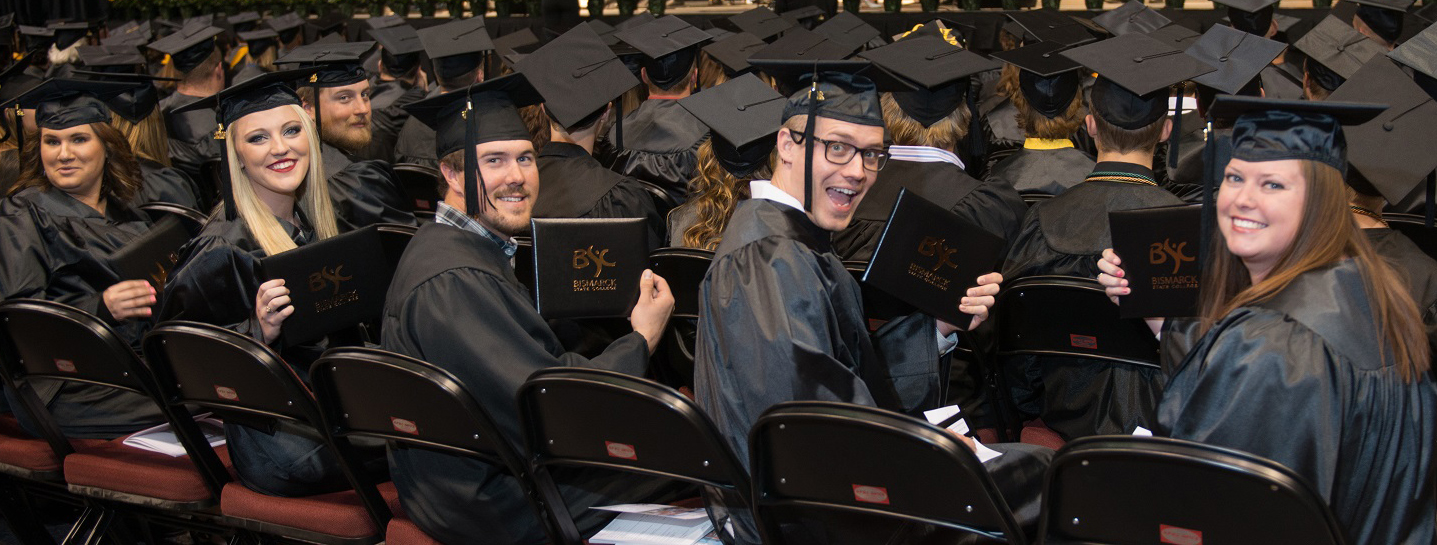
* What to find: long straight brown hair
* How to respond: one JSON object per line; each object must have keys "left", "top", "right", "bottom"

{"left": 1199, "top": 160, "right": 1429, "bottom": 381}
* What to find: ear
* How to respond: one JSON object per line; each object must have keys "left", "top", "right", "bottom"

{"left": 639, "top": 66, "right": 651, "bottom": 87}
{"left": 1159, "top": 117, "right": 1173, "bottom": 143}
{"left": 775, "top": 127, "right": 797, "bottom": 165}
{"left": 1083, "top": 114, "right": 1097, "bottom": 139}
{"left": 438, "top": 159, "right": 465, "bottom": 200}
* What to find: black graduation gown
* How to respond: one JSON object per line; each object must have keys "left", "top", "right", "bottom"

{"left": 320, "top": 142, "right": 415, "bottom": 232}
{"left": 1368, "top": 228, "right": 1437, "bottom": 358}
{"left": 160, "top": 92, "right": 222, "bottom": 182}
{"left": 1260, "top": 63, "right": 1306, "bottom": 100}
{"left": 359, "top": 80, "right": 425, "bottom": 163}
{"left": 382, "top": 222, "right": 684, "bottom": 545}
{"left": 158, "top": 212, "right": 353, "bottom": 497}
{"left": 1158, "top": 259, "right": 1437, "bottom": 545}
{"left": 833, "top": 156, "right": 1028, "bottom": 262}
{"left": 0, "top": 148, "right": 18, "bottom": 195}
{"left": 534, "top": 142, "right": 665, "bottom": 248}
{"left": 232, "top": 63, "right": 267, "bottom": 84}
{"left": 0, "top": 187, "right": 166, "bottom": 438}
{"left": 979, "top": 95, "right": 1024, "bottom": 175}
{"left": 694, "top": 199, "right": 1051, "bottom": 543}
{"left": 1000, "top": 164, "right": 1185, "bottom": 441}
{"left": 1156, "top": 110, "right": 1205, "bottom": 188}
{"left": 985, "top": 146, "right": 1095, "bottom": 197}
{"left": 392, "top": 87, "right": 442, "bottom": 169}
{"left": 603, "top": 99, "right": 708, "bottom": 205}
{"left": 137, "top": 158, "right": 203, "bottom": 209}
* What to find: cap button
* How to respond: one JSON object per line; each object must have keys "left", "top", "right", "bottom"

{"left": 1133, "top": 56, "right": 1144, "bottom": 63}
{"left": 1382, "top": 122, "right": 1395, "bottom": 131}
{"left": 1219, "top": 56, "right": 1229, "bottom": 62}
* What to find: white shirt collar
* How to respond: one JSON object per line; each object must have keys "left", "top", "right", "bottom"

{"left": 748, "top": 180, "right": 805, "bottom": 212}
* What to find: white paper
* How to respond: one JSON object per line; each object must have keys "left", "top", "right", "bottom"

{"left": 1133, "top": 426, "right": 1153, "bottom": 436}
{"left": 122, "top": 414, "right": 225, "bottom": 457}
{"left": 923, "top": 405, "right": 999, "bottom": 462}
{"left": 592, "top": 504, "right": 709, "bottom": 520}
{"left": 589, "top": 506, "right": 714, "bottom": 545}
{"left": 970, "top": 439, "right": 1003, "bottom": 463}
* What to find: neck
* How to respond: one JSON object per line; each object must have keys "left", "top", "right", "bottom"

{"left": 548, "top": 125, "right": 596, "bottom": 154}
{"left": 66, "top": 185, "right": 105, "bottom": 215}
{"left": 1247, "top": 265, "right": 1272, "bottom": 286}
{"left": 254, "top": 185, "right": 297, "bottom": 226}
{"left": 647, "top": 87, "right": 691, "bottom": 100}
{"left": 176, "top": 79, "right": 221, "bottom": 98}
{"left": 1095, "top": 149, "right": 1154, "bottom": 169}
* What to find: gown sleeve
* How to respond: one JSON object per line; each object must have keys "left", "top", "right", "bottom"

{"left": 329, "top": 160, "right": 417, "bottom": 232}
{"left": 157, "top": 236, "right": 266, "bottom": 342}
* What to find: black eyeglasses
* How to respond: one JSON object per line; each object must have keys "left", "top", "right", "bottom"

{"left": 789, "top": 132, "right": 888, "bottom": 172}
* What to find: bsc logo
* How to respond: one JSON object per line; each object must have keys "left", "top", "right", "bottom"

{"left": 308, "top": 265, "right": 353, "bottom": 295}
{"left": 1149, "top": 239, "right": 1195, "bottom": 275}
{"left": 573, "top": 246, "right": 618, "bottom": 278}
{"left": 917, "top": 237, "right": 960, "bottom": 273}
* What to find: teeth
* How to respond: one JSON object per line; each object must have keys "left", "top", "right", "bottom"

{"left": 1233, "top": 218, "right": 1267, "bottom": 230}
{"left": 831, "top": 187, "right": 856, "bottom": 196}
{"left": 499, "top": 196, "right": 523, "bottom": 202}
{"left": 270, "top": 160, "right": 294, "bottom": 170}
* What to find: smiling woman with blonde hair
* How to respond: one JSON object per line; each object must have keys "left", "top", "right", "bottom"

{"left": 157, "top": 69, "right": 353, "bottom": 499}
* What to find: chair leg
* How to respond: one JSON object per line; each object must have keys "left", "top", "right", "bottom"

{"left": 0, "top": 480, "right": 58, "bottom": 545}
{"left": 59, "top": 504, "right": 100, "bottom": 545}
{"left": 78, "top": 507, "right": 112, "bottom": 545}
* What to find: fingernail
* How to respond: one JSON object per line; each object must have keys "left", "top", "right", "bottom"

{"left": 1117, "top": 270, "right": 1123, "bottom": 277}
{"left": 644, "top": 269, "right": 653, "bottom": 279}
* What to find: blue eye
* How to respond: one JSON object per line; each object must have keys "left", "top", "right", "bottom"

{"left": 247, "top": 134, "right": 266, "bottom": 144}
{"left": 284, "top": 126, "right": 301, "bottom": 136}
{"left": 1263, "top": 181, "right": 1286, "bottom": 190}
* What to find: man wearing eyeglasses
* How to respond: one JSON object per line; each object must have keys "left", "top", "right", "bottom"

{"left": 692, "top": 66, "right": 1011, "bottom": 544}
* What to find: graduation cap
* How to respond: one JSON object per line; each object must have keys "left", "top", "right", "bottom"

{"left": 1186, "top": 24, "right": 1287, "bottom": 95}
{"left": 0, "top": 13, "right": 12, "bottom": 44}
{"left": 312, "top": 32, "right": 346, "bottom": 46}
{"left": 171, "top": 67, "right": 321, "bottom": 220}
{"left": 493, "top": 27, "right": 541, "bottom": 64}
{"left": 370, "top": 25, "right": 424, "bottom": 74}
{"left": 102, "top": 20, "right": 152, "bottom": 47}
{"left": 1062, "top": 32, "right": 1215, "bottom": 129}
{"left": 706, "top": 27, "right": 735, "bottom": 42}
{"left": 148, "top": 22, "right": 224, "bottom": 73}
{"left": 1007, "top": 10, "right": 1098, "bottom": 47}
{"left": 268, "top": 13, "right": 306, "bottom": 43}
{"left": 726, "top": 7, "right": 793, "bottom": 42}
{"left": 1293, "top": 16, "right": 1385, "bottom": 90}
{"left": 1328, "top": 58, "right": 1437, "bottom": 203}
{"left": 418, "top": 17, "right": 494, "bottom": 81}
{"left": 16, "top": 78, "right": 140, "bottom": 132}
{"left": 364, "top": 15, "right": 406, "bottom": 33}
{"left": 1093, "top": 1, "right": 1173, "bottom": 36}
{"left": 0, "top": 54, "right": 43, "bottom": 146}
{"left": 749, "top": 27, "right": 857, "bottom": 67}
{"left": 703, "top": 32, "right": 768, "bottom": 77}
{"left": 238, "top": 29, "right": 280, "bottom": 58}
{"left": 67, "top": 70, "right": 177, "bottom": 123}
{"left": 76, "top": 45, "right": 146, "bottom": 73}
{"left": 586, "top": 19, "right": 620, "bottom": 45}
{"left": 1214, "top": 0, "right": 1281, "bottom": 36}
{"left": 678, "top": 73, "right": 785, "bottom": 178}
{"left": 991, "top": 41, "right": 1084, "bottom": 119}
{"left": 227, "top": 12, "right": 262, "bottom": 34}
{"left": 19, "top": 25, "right": 55, "bottom": 52}
{"left": 310, "top": 13, "right": 347, "bottom": 39}
{"left": 1210, "top": 95, "right": 1384, "bottom": 175}
{"left": 1389, "top": 23, "right": 1437, "bottom": 100}
{"left": 615, "top": 12, "right": 657, "bottom": 31}
{"left": 517, "top": 23, "right": 639, "bottom": 130}
{"left": 1351, "top": 0, "right": 1414, "bottom": 44}
{"left": 1147, "top": 23, "right": 1203, "bottom": 50}
{"left": 860, "top": 35, "right": 999, "bottom": 125}
{"left": 402, "top": 73, "right": 541, "bottom": 216}
{"left": 780, "top": 6, "right": 826, "bottom": 28}
{"left": 751, "top": 59, "right": 908, "bottom": 210}
{"left": 275, "top": 41, "right": 376, "bottom": 143}
{"left": 615, "top": 16, "right": 712, "bottom": 90}
{"left": 813, "top": 12, "right": 883, "bottom": 52}
{"left": 49, "top": 21, "right": 91, "bottom": 51}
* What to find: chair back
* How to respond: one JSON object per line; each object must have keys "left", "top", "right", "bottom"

{"left": 995, "top": 276, "right": 1160, "bottom": 368}
{"left": 649, "top": 248, "right": 714, "bottom": 319}
{"left": 1039, "top": 436, "right": 1347, "bottom": 545}
{"left": 1383, "top": 213, "right": 1437, "bottom": 261}
{"left": 843, "top": 262, "right": 918, "bottom": 332}
{"left": 633, "top": 179, "right": 678, "bottom": 219}
{"left": 139, "top": 202, "right": 209, "bottom": 230}
{"left": 749, "top": 401, "right": 1027, "bottom": 545}
{"left": 1020, "top": 192, "right": 1053, "bottom": 206}
{"left": 310, "top": 347, "right": 581, "bottom": 545}
{"left": 393, "top": 163, "right": 441, "bottom": 219}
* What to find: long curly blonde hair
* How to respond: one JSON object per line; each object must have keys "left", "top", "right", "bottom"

{"left": 680, "top": 138, "right": 773, "bottom": 250}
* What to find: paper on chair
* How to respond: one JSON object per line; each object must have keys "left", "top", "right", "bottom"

{"left": 1133, "top": 426, "right": 1153, "bottom": 436}
{"left": 589, "top": 505, "right": 715, "bottom": 545}
{"left": 122, "top": 414, "right": 225, "bottom": 457}
{"left": 922, "top": 405, "right": 1001, "bottom": 463}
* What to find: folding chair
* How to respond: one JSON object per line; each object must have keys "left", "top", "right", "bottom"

{"left": 0, "top": 299, "right": 233, "bottom": 543}
{"left": 648, "top": 248, "right": 714, "bottom": 390}
{"left": 749, "top": 401, "right": 1028, "bottom": 545}
{"left": 517, "top": 367, "right": 751, "bottom": 544}
{"left": 994, "top": 276, "right": 1160, "bottom": 367}
{"left": 308, "top": 347, "right": 581, "bottom": 545}
{"left": 842, "top": 262, "right": 917, "bottom": 333}
{"left": 142, "top": 321, "right": 394, "bottom": 544}
{"left": 633, "top": 179, "right": 679, "bottom": 220}
{"left": 1383, "top": 213, "right": 1437, "bottom": 261}
{"left": 1019, "top": 192, "right": 1053, "bottom": 207}
{"left": 137, "top": 202, "right": 209, "bottom": 229}
{"left": 393, "top": 163, "right": 441, "bottom": 221}
{"left": 1039, "top": 436, "right": 1347, "bottom": 544}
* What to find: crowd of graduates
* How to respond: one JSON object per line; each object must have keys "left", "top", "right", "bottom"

{"left": 1, "top": 0, "right": 1437, "bottom": 542}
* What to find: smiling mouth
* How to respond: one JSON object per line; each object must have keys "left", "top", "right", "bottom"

{"left": 268, "top": 159, "right": 296, "bottom": 173}
{"left": 1231, "top": 217, "right": 1268, "bottom": 231}
{"left": 55, "top": 166, "right": 79, "bottom": 174}
{"left": 826, "top": 187, "right": 858, "bottom": 210}
{"left": 495, "top": 194, "right": 527, "bottom": 204}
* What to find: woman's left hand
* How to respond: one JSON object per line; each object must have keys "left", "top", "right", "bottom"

{"left": 255, "top": 279, "right": 293, "bottom": 345}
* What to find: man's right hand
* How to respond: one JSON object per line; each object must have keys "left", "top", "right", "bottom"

{"left": 629, "top": 269, "right": 674, "bottom": 354}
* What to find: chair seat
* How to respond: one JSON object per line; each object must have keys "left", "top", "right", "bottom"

{"left": 0, "top": 414, "right": 105, "bottom": 474}
{"left": 385, "top": 509, "right": 443, "bottom": 545}
{"left": 64, "top": 439, "right": 231, "bottom": 503}
{"left": 222, "top": 480, "right": 399, "bottom": 539}
{"left": 1019, "top": 419, "right": 1066, "bottom": 451}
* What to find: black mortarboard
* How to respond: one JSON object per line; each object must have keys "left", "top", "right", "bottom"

{"left": 418, "top": 17, "right": 494, "bottom": 80}
{"left": 239, "top": 29, "right": 280, "bottom": 58}
{"left": 1329, "top": 58, "right": 1437, "bottom": 202}
{"left": 312, "top": 32, "right": 346, "bottom": 46}
{"left": 1209, "top": 95, "right": 1385, "bottom": 174}
{"left": 1186, "top": 24, "right": 1287, "bottom": 94}
{"left": 1214, "top": 0, "right": 1280, "bottom": 13}
{"left": 1062, "top": 32, "right": 1215, "bottom": 129}
{"left": 148, "top": 22, "right": 223, "bottom": 73}
{"left": 703, "top": 32, "right": 767, "bottom": 76}
{"left": 860, "top": 35, "right": 999, "bottom": 126}
{"left": 67, "top": 70, "right": 176, "bottom": 123}
{"left": 0, "top": 54, "right": 42, "bottom": 146}
{"left": 17, "top": 78, "right": 139, "bottom": 130}
{"left": 991, "top": 41, "right": 1084, "bottom": 119}
{"left": 182, "top": 15, "right": 215, "bottom": 28}
{"left": 678, "top": 72, "right": 785, "bottom": 177}
{"left": 780, "top": 6, "right": 826, "bottom": 28}
{"left": 615, "top": 16, "right": 711, "bottom": 89}
{"left": 813, "top": 12, "right": 882, "bottom": 52}
{"left": 587, "top": 19, "right": 620, "bottom": 45}
{"left": 102, "top": 20, "right": 152, "bottom": 47}
{"left": 171, "top": 67, "right": 320, "bottom": 220}
{"left": 517, "top": 24, "right": 639, "bottom": 130}
{"left": 726, "top": 7, "right": 792, "bottom": 42}
{"left": 493, "top": 27, "right": 541, "bottom": 63}
{"left": 615, "top": 12, "right": 657, "bottom": 31}
{"left": 1389, "top": 23, "right": 1437, "bottom": 99}
{"left": 19, "top": 25, "right": 54, "bottom": 52}
{"left": 1148, "top": 23, "right": 1203, "bottom": 50}
{"left": 76, "top": 45, "right": 146, "bottom": 72}
{"left": 370, "top": 25, "right": 424, "bottom": 73}
{"left": 227, "top": 12, "right": 261, "bottom": 33}
{"left": 403, "top": 73, "right": 542, "bottom": 215}
{"left": 364, "top": 15, "right": 406, "bottom": 32}
{"left": 268, "top": 13, "right": 306, "bottom": 42}
{"left": 276, "top": 41, "right": 375, "bottom": 87}
{"left": 1218, "top": 0, "right": 1280, "bottom": 37}
{"left": 1352, "top": 0, "right": 1414, "bottom": 44}
{"left": 707, "top": 27, "right": 735, "bottom": 42}
{"left": 1007, "top": 10, "right": 1098, "bottom": 47}
{"left": 49, "top": 21, "right": 90, "bottom": 51}
{"left": 1093, "top": 1, "right": 1173, "bottom": 36}
{"left": 749, "top": 27, "right": 856, "bottom": 65}
{"left": 1293, "top": 15, "right": 1385, "bottom": 87}
{"left": 310, "top": 13, "right": 347, "bottom": 38}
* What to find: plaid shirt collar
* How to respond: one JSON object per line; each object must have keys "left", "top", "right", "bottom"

{"left": 435, "top": 202, "right": 518, "bottom": 257}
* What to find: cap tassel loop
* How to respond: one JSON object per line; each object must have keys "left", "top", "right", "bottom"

{"left": 1199, "top": 117, "right": 1216, "bottom": 266}
{"left": 13, "top": 104, "right": 24, "bottom": 154}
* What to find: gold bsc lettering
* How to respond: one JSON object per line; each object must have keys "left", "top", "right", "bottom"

{"left": 572, "top": 246, "right": 618, "bottom": 278}
{"left": 308, "top": 265, "right": 353, "bottom": 295}
{"left": 1148, "top": 239, "right": 1195, "bottom": 275}
{"left": 917, "top": 237, "right": 959, "bottom": 272}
